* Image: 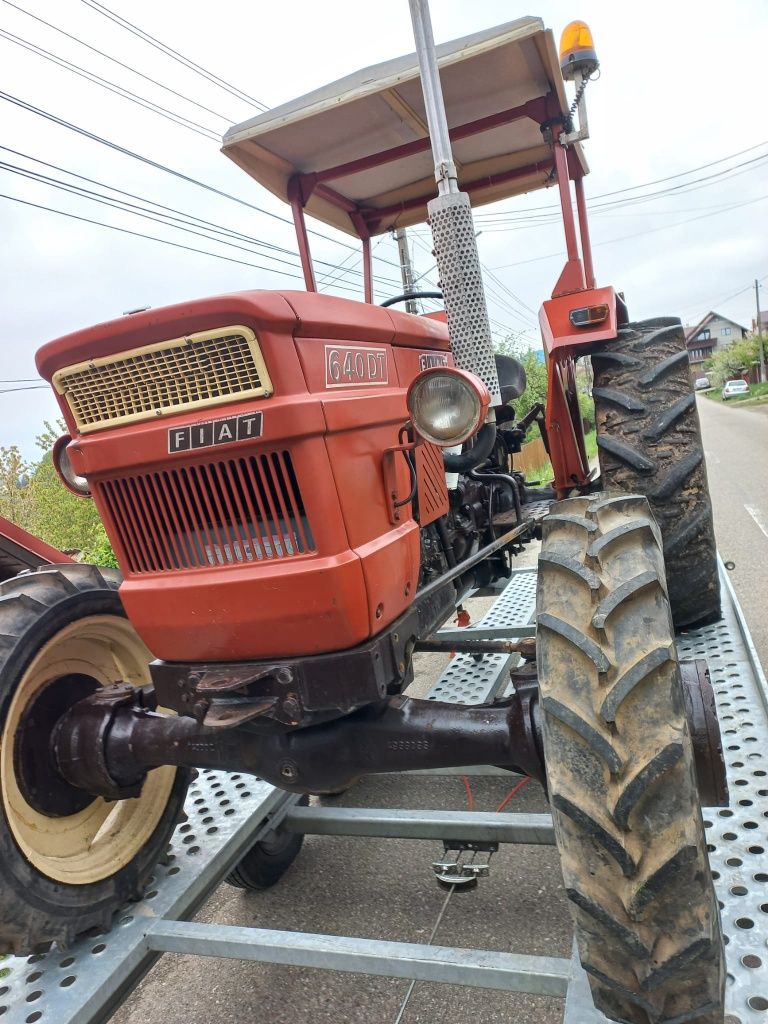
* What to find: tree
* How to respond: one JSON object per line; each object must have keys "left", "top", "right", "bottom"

{"left": 705, "top": 335, "right": 760, "bottom": 388}
{"left": 493, "top": 337, "right": 595, "bottom": 435}
{"left": 25, "top": 421, "right": 115, "bottom": 563}
{"left": 493, "top": 337, "right": 548, "bottom": 431}
{"left": 0, "top": 446, "right": 34, "bottom": 530}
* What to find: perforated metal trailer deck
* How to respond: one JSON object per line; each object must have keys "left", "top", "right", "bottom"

{"left": 1, "top": 560, "right": 765, "bottom": 1024}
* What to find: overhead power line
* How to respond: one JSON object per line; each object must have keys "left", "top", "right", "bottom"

{"left": 503, "top": 156, "right": 768, "bottom": 230}
{"left": 0, "top": 384, "right": 49, "bottom": 393}
{"left": 79, "top": 0, "right": 269, "bottom": 112}
{"left": 678, "top": 274, "right": 768, "bottom": 321}
{"left": 0, "top": 0, "right": 234, "bottom": 123}
{"left": 475, "top": 155, "right": 768, "bottom": 232}
{"left": 0, "top": 90, "right": 401, "bottom": 268}
{"left": 0, "top": 27, "right": 221, "bottom": 140}
{"left": 492, "top": 192, "right": 768, "bottom": 271}
{"left": 0, "top": 191, "right": 362, "bottom": 289}
{"left": 0, "top": 149, "right": 400, "bottom": 287}
{"left": 1, "top": 160, "right": 346, "bottom": 280}
{"left": 0, "top": 186, "right": 402, "bottom": 300}
{"left": 474, "top": 140, "right": 768, "bottom": 221}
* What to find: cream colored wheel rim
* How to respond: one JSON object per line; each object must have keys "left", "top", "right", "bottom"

{"left": 0, "top": 615, "right": 176, "bottom": 885}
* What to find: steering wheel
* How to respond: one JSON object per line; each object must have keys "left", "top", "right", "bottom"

{"left": 381, "top": 290, "right": 443, "bottom": 308}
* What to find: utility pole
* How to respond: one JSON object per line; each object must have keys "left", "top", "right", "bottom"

{"left": 393, "top": 228, "right": 418, "bottom": 313}
{"left": 756, "top": 278, "right": 766, "bottom": 384}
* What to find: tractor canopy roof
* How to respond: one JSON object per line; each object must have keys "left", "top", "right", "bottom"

{"left": 222, "top": 16, "right": 588, "bottom": 238}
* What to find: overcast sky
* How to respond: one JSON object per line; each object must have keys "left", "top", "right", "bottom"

{"left": 1, "top": 0, "right": 766, "bottom": 457}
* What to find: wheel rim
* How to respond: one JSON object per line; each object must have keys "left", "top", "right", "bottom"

{"left": 1, "top": 615, "right": 176, "bottom": 885}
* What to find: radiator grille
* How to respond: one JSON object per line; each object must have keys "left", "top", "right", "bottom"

{"left": 415, "top": 441, "right": 449, "bottom": 527}
{"left": 97, "top": 451, "right": 314, "bottom": 573}
{"left": 54, "top": 326, "right": 272, "bottom": 432}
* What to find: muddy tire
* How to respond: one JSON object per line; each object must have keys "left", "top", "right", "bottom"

{"left": 0, "top": 564, "right": 189, "bottom": 954}
{"left": 225, "top": 795, "right": 307, "bottom": 890}
{"left": 592, "top": 318, "right": 720, "bottom": 628}
{"left": 537, "top": 495, "right": 724, "bottom": 1024}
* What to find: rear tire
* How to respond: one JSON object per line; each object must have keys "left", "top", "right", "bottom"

{"left": 592, "top": 318, "right": 720, "bottom": 628}
{"left": 537, "top": 495, "right": 724, "bottom": 1024}
{"left": 225, "top": 795, "right": 307, "bottom": 890}
{"left": 0, "top": 565, "right": 189, "bottom": 954}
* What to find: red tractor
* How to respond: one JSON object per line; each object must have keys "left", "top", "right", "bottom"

{"left": 0, "top": 11, "right": 725, "bottom": 1024}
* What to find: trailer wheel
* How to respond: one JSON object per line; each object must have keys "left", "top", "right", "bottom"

{"left": 0, "top": 565, "right": 189, "bottom": 955}
{"left": 537, "top": 495, "right": 724, "bottom": 1024}
{"left": 592, "top": 317, "right": 720, "bottom": 628}
{"left": 225, "top": 795, "right": 307, "bottom": 890}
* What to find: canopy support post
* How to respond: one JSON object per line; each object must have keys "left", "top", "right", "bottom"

{"left": 551, "top": 142, "right": 585, "bottom": 297}
{"left": 574, "top": 175, "right": 595, "bottom": 290}
{"left": 287, "top": 176, "right": 317, "bottom": 292}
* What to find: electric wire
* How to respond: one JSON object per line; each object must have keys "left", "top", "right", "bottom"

{"left": 79, "top": 0, "right": 269, "bottom": 111}
{"left": 0, "top": 90, "right": 402, "bottom": 267}
{"left": 0, "top": 28, "right": 221, "bottom": 141}
{"left": 0, "top": 191, "right": 363, "bottom": 289}
{"left": 678, "top": 274, "right": 768, "bottom": 322}
{"left": 0, "top": 145, "right": 301, "bottom": 251}
{"left": 0, "top": 161, "right": 359, "bottom": 287}
{"left": 493, "top": 192, "right": 768, "bottom": 271}
{"left": 473, "top": 140, "right": 768, "bottom": 220}
{"left": 477, "top": 157, "right": 768, "bottom": 230}
{"left": 0, "top": 154, "right": 401, "bottom": 287}
{"left": 0, "top": 0, "right": 234, "bottom": 122}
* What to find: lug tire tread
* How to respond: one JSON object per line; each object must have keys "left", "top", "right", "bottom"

{"left": 0, "top": 565, "right": 188, "bottom": 954}
{"left": 591, "top": 319, "right": 720, "bottom": 628}
{"left": 538, "top": 495, "right": 724, "bottom": 1024}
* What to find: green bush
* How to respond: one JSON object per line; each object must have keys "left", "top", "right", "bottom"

{"left": 578, "top": 390, "right": 595, "bottom": 430}
{"left": 79, "top": 526, "right": 119, "bottom": 569}
{"left": 705, "top": 335, "right": 761, "bottom": 388}
{"left": 494, "top": 339, "right": 547, "bottom": 436}
{"left": 0, "top": 420, "right": 118, "bottom": 567}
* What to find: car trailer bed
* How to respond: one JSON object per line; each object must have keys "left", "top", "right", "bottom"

{"left": 0, "top": 558, "right": 765, "bottom": 1024}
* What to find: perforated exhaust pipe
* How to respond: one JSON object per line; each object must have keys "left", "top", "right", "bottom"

{"left": 409, "top": 0, "right": 501, "bottom": 408}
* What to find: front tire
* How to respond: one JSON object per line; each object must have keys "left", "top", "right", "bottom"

{"left": 592, "top": 318, "right": 720, "bottom": 628}
{"left": 0, "top": 565, "right": 189, "bottom": 954}
{"left": 537, "top": 495, "right": 724, "bottom": 1024}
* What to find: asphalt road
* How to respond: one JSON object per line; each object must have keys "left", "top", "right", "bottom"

{"left": 110, "top": 399, "right": 768, "bottom": 1024}
{"left": 697, "top": 394, "right": 768, "bottom": 673}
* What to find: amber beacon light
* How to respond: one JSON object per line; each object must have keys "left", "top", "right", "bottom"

{"left": 559, "top": 20, "right": 599, "bottom": 80}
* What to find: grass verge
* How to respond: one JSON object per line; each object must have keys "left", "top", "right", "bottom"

{"left": 524, "top": 429, "right": 596, "bottom": 485}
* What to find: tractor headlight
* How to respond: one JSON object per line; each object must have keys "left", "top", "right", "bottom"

{"left": 52, "top": 435, "right": 91, "bottom": 497}
{"left": 407, "top": 367, "right": 490, "bottom": 447}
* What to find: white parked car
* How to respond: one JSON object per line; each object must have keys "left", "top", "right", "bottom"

{"left": 722, "top": 379, "right": 749, "bottom": 400}
{"left": 694, "top": 377, "right": 710, "bottom": 390}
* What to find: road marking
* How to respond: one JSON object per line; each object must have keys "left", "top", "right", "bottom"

{"left": 745, "top": 505, "right": 768, "bottom": 540}
{"left": 704, "top": 450, "right": 721, "bottom": 465}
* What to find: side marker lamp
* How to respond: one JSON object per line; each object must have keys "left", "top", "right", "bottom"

{"left": 569, "top": 304, "right": 609, "bottom": 328}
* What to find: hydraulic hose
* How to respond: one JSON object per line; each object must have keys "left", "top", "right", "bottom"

{"left": 442, "top": 422, "right": 497, "bottom": 473}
